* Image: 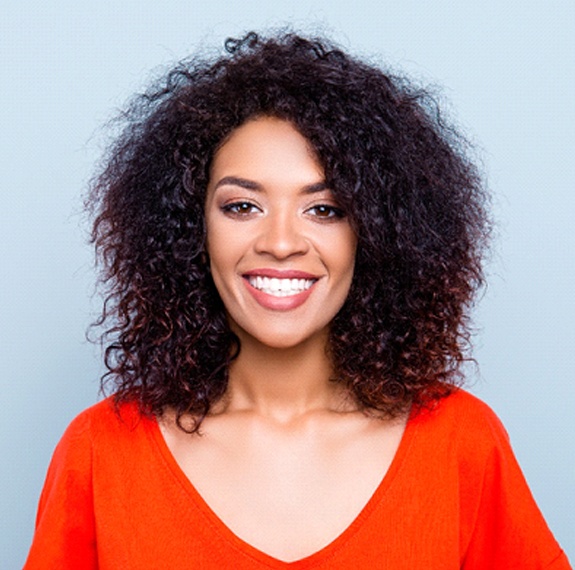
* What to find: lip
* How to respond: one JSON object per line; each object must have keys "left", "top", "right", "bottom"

{"left": 243, "top": 268, "right": 319, "bottom": 280}
{"left": 242, "top": 271, "right": 318, "bottom": 311}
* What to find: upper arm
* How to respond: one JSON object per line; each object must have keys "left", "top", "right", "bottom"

{"left": 461, "top": 401, "right": 571, "bottom": 569}
{"left": 24, "top": 412, "right": 98, "bottom": 570}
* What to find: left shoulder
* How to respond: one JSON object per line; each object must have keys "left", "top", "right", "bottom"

{"left": 415, "top": 389, "right": 511, "bottom": 454}
{"left": 409, "top": 390, "right": 571, "bottom": 568}
{"left": 438, "top": 388, "right": 506, "bottom": 428}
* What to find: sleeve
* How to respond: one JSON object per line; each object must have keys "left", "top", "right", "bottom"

{"left": 23, "top": 411, "right": 98, "bottom": 570}
{"left": 461, "top": 406, "right": 572, "bottom": 570}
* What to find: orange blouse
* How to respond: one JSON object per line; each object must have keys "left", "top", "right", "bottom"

{"left": 25, "top": 390, "right": 571, "bottom": 569}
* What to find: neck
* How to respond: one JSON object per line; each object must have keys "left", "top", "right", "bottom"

{"left": 222, "top": 334, "right": 353, "bottom": 422}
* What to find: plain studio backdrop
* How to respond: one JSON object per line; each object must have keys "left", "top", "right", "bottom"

{"left": 1, "top": 1, "right": 573, "bottom": 566}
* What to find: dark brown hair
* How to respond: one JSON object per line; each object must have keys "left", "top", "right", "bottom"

{"left": 89, "top": 31, "right": 490, "bottom": 430}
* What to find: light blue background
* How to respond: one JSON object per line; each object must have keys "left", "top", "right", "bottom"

{"left": 1, "top": 1, "right": 573, "bottom": 567}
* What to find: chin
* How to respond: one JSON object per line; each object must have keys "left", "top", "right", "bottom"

{"left": 233, "top": 324, "right": 329, "bottom": 353}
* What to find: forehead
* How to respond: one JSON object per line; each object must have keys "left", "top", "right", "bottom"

{"left": 209, "top": 117, "right": 324, "bottom": 187}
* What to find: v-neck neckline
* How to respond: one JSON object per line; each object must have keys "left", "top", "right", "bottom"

{"left": 145, "top": 408, "right": 419, "bottom": 568}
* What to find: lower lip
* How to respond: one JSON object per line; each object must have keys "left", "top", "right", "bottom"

{"left": 243, "top": 278, "right": 316, "bottom": 311}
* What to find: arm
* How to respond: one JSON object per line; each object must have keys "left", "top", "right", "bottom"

{"left": 24, "top": 411, "right": 98, "bottom": 570}
{"left": 461, "top": 404, "right": 571, "bottom": 569}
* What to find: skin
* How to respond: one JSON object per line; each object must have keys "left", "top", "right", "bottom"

{"left": 205, "top": 115, "right": 357, "bottom": 354}
{"left": 160, "top": 117, "right": 407, "bottom": 562}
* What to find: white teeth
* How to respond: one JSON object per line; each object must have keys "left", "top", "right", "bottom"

{"left": 247, "top": 275, "right": 315, "bottom": 297}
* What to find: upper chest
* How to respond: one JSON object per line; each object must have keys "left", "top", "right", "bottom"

{"left": 158, "top": 412, "right": 407, "bottom": 562}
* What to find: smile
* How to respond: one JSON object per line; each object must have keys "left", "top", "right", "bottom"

{"left": 246, "top": 276, "right": 316, "bottom": 297}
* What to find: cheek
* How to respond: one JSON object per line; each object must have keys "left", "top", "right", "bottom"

{"left": 206, "top": 237, "right": 232, "bottom": 283}
{"left": 338, "top": 230, "right": 358, "bottom": 277}
{"left": 205, "top": 222, "right": 227, "bottom": 293}
{"left": 341, "top": 238, "right": 358, "bottom": 300}
{"left": 205, "top": 219, "right": 247, "bottom": 300}
{"left": 322, "top": 229, "right": 357, "bottom": 306}
{"left": 205, "top": 212, "right": 229, "bottom": 269}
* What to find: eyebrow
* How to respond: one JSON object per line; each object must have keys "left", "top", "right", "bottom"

{"left": 213, "top": 176, "right": 330, "bottom": 194}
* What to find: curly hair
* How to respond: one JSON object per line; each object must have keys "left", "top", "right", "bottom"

{"left": 89, "top": 31, "right": 490, "bottom": 430}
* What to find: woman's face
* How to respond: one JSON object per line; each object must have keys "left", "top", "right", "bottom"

{"left": 205, "top": 116, "right": 357, "bottom": 350}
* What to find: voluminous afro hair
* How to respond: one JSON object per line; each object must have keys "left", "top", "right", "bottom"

{"left": 89, "top": 31, "right": 490, "bottom": 430}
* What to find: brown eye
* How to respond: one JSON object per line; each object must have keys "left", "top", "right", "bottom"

{"left": 307, "top": 204, "right": 346, "bottom": 219}
{"left": 222, "top": 201, "right": 260, "bottom": 216}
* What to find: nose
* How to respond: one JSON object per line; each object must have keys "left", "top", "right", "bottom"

{"left": 253, "top": 210, "right": 309, "bottom": 259}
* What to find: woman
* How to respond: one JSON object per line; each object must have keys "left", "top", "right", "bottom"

{"left": 25, "top": 32, "right": 570, "bottom": 568}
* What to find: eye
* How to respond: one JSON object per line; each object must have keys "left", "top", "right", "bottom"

{"left": 306, "top": 204, "right": 346, "bottom": 220}
{"left": 221, "top": 201, "right": 261, "bottom": 217}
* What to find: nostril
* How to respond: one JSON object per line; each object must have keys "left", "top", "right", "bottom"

{"left": 254, "top": 222, "right": 309, "bottom": 258}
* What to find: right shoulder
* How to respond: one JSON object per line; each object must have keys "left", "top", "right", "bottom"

{"left": 26, "top": 398, "right": 147, "bottom": 568}
{"left": 55, "top": 397, "right": 147, "bottom": 456}
{"left": 39, "top": 397, "right": 150, "bottom": 497}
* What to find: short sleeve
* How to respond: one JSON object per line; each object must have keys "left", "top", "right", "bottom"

{"left": 461, "top": 402, "right": 571, "bottom": 569}
{"left": 24, "top": 410, "right": 98, "bottom": 570}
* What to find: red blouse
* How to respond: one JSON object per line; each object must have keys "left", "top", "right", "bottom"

{"left": 25, "top": 389, "right": 571, "bottom": 569}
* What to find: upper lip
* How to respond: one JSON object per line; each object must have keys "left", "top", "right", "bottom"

{"left": 242, "top": 268, "right": 319, "bottom": 280}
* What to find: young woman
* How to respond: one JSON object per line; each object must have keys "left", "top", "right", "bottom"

{"left": 25, "top": 32, "right": 571, "bottom": 569}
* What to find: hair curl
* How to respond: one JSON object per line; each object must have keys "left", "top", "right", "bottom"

{"left": 89, "top": 31, "right": 490, "bottom": 430}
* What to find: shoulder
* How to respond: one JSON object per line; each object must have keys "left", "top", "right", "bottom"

{"left": 431, "top": 387, "right": 499, "bottom": 417}
{"left": 422, "top": 389, "right": 507, "bottom": 432}
{"left": 429, "top": 395, "right": 571, "bottom": 567}
{"left": 55, "top": 397, "right": 147, "bottom": 458}
{"left": 411, "top": 389, "right": 512, "bottom": 460}
{"left": 62, "top": 396, "right": 134, "bottom": 431}
{"left": 41, "top": 397, "right": 152, "bottom": 496}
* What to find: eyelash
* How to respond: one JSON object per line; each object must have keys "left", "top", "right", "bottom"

{"left": 221, "top": 201, "right": 261, "bottom": 216}
{"left": 220, "top": 201, "right": 346, "bottom": 221}
{"left": 306, "top": 204, "right": 346, "bottom": 220}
